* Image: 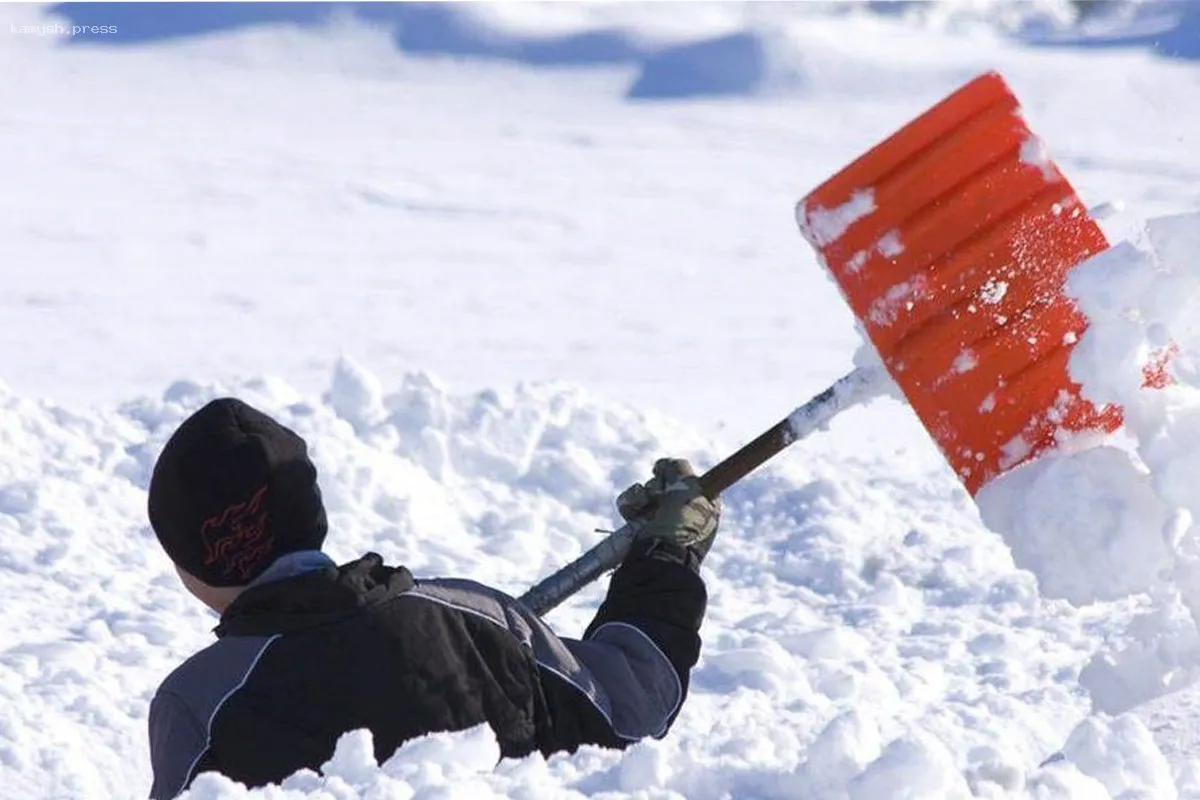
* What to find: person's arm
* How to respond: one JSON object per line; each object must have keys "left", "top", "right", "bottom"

{"left": 535, "top": 458, "right": 717, "bottom": 750}
{"left": 587, "top": 455, "right": 717, "bottom": 663}
{"left": 581, "top": 536, "right": 708, "bottom": 725}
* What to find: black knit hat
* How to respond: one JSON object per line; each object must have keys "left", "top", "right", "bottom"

{"left": 148, "top": 398, "right": 328, "bottom": 587}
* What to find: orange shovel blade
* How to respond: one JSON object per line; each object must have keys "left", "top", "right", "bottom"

{"left": 796, "top": 71, "right": 1119, "bottom": 495}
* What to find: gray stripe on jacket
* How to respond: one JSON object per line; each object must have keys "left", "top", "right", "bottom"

{"left": 148, "top": 635, "right": 279, "bottom": 799}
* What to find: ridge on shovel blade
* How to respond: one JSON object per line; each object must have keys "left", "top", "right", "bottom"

{"left": 796, "top": 70, "right": 1118, "bottom": 496}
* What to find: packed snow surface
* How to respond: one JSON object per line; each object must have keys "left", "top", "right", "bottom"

{"left": 5, "top": 2, "right": 1200, "bottom": 799}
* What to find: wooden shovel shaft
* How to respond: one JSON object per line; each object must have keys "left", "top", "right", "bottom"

{"left": 519, "top": 365, "right": 886, "bottom": 616}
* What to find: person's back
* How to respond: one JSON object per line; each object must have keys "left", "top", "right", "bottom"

{"left": 145, "top": 398, "right": 719, "bottom": 798}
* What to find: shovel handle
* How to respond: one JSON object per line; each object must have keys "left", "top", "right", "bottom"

{"left": 519, "top": 365, "right": 885, "bottom": 616}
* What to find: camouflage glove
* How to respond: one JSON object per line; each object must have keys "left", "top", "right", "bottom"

{"left": 615, "top": 458, "right": 721, "bottom": 572}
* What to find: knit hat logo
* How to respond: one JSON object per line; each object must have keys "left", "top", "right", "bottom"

{"left": 201, "top": 484, "right": 274, "bottom": 582}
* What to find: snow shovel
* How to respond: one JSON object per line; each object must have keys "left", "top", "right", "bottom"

{"left": 520, "top": 70, "right": 1115, "bottom": 617}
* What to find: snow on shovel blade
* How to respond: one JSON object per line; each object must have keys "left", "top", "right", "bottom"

{"left": 795, "top": 71, "right": 1120, "bottom": 496}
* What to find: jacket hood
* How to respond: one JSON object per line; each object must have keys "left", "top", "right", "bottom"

{"left": 215, "top": 552, "right": 414, "bottom": 638}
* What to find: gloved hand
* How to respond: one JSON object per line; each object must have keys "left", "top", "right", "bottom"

{"left": 615, "top": 458, "right": 721, "bottom": 572}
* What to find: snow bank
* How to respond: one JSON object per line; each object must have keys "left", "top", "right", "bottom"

{"left": 179, "top": 725, "right": 516, "bottom": 800}
{"left": 1018, "top": 0, "right": 1200, "bottom": 60}
{"left": 42, "top": 1, "right": 780, "bottom": 98}
{"left": 41, "top": 0, "right": 810, "bottom": 100}
{"left": 627, "top": 32, "right": 774, "bottom": 100}
{"left": 2, "top": 354, "right": 1190, "bottom": 798}
{"left": 40, "top": 0, "right": 1194, "bottom": 104}
{"left": 173, "top": 714, "right": 1200, "bottom": 800}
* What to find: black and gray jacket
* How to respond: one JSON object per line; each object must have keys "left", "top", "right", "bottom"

{"left": 147, "top": 544, "right": 707, "bottom": 798}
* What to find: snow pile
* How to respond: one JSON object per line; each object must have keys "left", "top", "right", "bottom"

{"left": 180, "top": 726, "right": 527, "bottom": 800}
{"left": 172, "top": 711, "right": 1200, "bottom": 800}
{"left": 976, "top": 442, "right": 1176, "bottom": 605}
{"left": 976, "top": 211, "right": 1200, "bottom": 719}
{"left": 0, "top": 356, "right": 1188, "bottom": 799}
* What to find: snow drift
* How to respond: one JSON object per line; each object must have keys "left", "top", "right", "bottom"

{"left": 41, "top": 0, "right": 1200, "bottom": 103}
{"left": 0, "top": 345, "right": 1195, "bottom": 799}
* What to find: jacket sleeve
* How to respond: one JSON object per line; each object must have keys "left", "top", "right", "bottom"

{"left": 147, "top": 689, "right": 208, "bottom": 800}
{"left": 536, "top": 539, "right": 707, "bottom": 751}
{"left": 583, "top": 539, "right": 707, "bottom": 707}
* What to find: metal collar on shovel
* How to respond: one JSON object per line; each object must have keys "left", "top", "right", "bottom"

{"left": 520, "top": 71, "right": 1116, "bottom": 617}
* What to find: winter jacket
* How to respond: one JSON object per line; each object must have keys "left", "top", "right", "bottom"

{"left": 147, "top": 544, "right": 707, "bottom": 798}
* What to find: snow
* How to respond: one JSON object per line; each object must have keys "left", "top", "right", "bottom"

{"left": 1020, "top": 134, "right": 1063, "bottom": 181}
{"left": 867, "top": 277, "right": 926, "bottom": 328}
{"left": 798, "top": 189, "right": 879, "bottom": 249}
{"left": 976, "top": 209, "right": 1200, "bottom": 607}
{"left": 976, "top": 442, "right": 1177, "bottom": 605}
{"left": 877, "top": 231, "right": 906, "bottom": 259}
{"left": 973, "top": 208, "right": 1200, "bottom": 782}
{"left": 5, "top": 1, "right": 1200, "bottom": 798}
{"left": 954, "top": 350, "right": 980, "bottom": 375}
{"left": 980, "top": 279, "right": 1010, "bottom": 305}
{"left": 627, "top": 32, "right": 776, "bottom": 100}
